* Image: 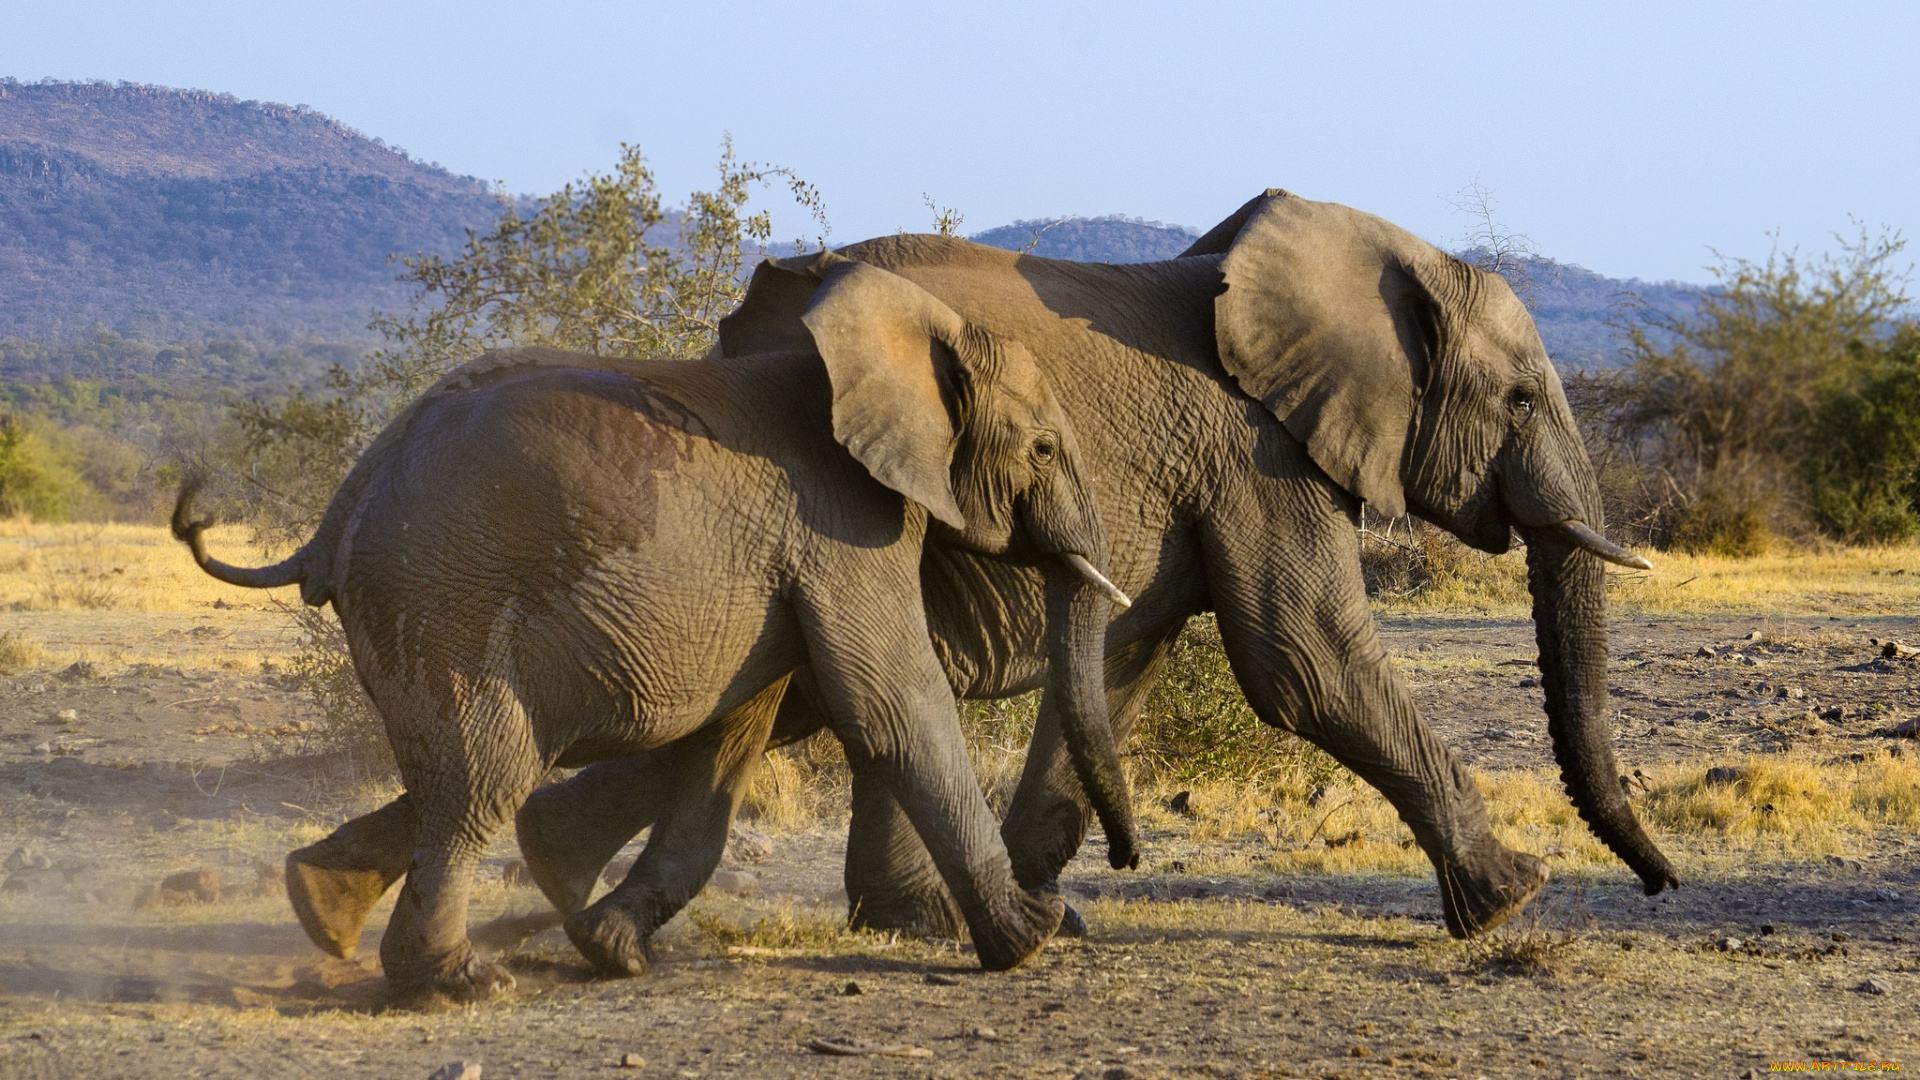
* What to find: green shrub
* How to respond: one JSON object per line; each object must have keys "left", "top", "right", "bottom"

{"left": 0, "top": 414, "right": 89, "bottom": 520}
{"left": 1804, "top": 327, "right": 1920, "bottom": 543}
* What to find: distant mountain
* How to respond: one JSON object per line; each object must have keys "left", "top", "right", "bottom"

{"left": 970, "top": 216, "right": 1200, "bottom": 263}
{"left": 0, "top": 79, "right": 505, "bottom": 342}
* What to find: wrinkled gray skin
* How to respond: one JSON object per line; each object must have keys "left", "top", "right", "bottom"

{"left": 171, "top": 257, "right": 1140, "bottom": 1008}
{"left": 512, "top": 190, "right": 1679, "bottom": 942}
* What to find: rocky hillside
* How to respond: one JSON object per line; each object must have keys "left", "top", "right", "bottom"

{"left": 0, "top": 80, "right": 504, "bottom": 341}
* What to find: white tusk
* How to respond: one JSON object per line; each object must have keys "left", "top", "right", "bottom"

{"left": 1549, "top": 519, "right": 1654, "bottom": 571}
{"left": 1060, "top": 552, "right": 1133, "bottom": 609}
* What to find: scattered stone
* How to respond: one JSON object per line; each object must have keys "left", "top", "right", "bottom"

{"left": 1703, "top": 766, "right": 1744, "bottom": 786}
{"left": 806, "top": 1037, "right": 930, "bottom": 1058}
{"left": 1881, "top": 640, "right": 1920, "bottom": 660}
{"left": 1716, "top": 937, "right": 1744, "bottom": 952}
{"left": 1517, "top": 676, "right": 1538, "bottom": 688}
{"left": 1883, "top": 718, "right": 1920, "bottom": 738}
{"left": 619, "top": 1053, "right": 646, "bottom": 1068}
{"left": 1737, "top": 654, "right": 1758, "bottom": 666}
{"left": 30, "top": 742, "right": 51, "bottom": 756}
{"left": 1832, "top": 931, "right": 1851, "bottom": 943}
{"left": 1858, "top": 977, "right": 1892, "bottom": 996}
{"left": 1695, "top": 646, "right": 1718, "bottom": 659}
{"left": 54, "top": 709, "right": 77, "bottom": 724}
{"left": 56, "top": 661, "right": 97, "bottom": 682}
{"left": 708, "top": 869, "right": 759, "bottom": 897}
{"left": 840, "top": 980, "right": 863, "bottom": 996}
{"left": 500, "top": 860, "right": 536, "bottom": 888}
{"left": 924, "top": 972, "right": 960, "bottom": 986}
{"left": 1102, "top": 1068, "right": 1137, "bottom": 1080}
{"left": 1873, "top": 887, "right": 1902, "bottom": 902}
{"left": 1690, "top": 710, "right": 1713, "bottom": 722}
{"left": 1760, "top": 923, "right": 1776, "bottom": 935}
{"left": 970, "top": 1027, "right": 1000, "bottom": 1041}
{"left": 212, "top": 598, "right": 232, "bottom": 610}
{"left": 725, "top": 824, "right": 772, "bottom": 864}
{"left": 1824, "top": 855, "right": 1865, "bottom": 875}
{"left": 1745, "top": 630, "right": 1763, "bottom": 642}
{"left": 1348, "top": 1044, "right": 1373, "bottom": 1057}
{"left": 159, "top": 868, "right": 223, "bottom": 903}
{"left": 427, "top": 1062, "right": 482, "bottom": 1080}
{"left": 1167, "top": 790, "right": 1193, "bottom": 816}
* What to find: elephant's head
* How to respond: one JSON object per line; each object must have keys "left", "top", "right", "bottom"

{"left": 1186, "top": 190, "right": 1677, "bottom": 895}
{"left": 735, "top": 254, "right": 1140, "bottom": 869}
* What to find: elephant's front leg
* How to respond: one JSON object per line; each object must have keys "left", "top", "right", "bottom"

{"left": 797, "top": 576, "right": 1062, "bottom": 971}
{"left": 564, "top": 677, "right": 789, "bottom": 977}
{"left": 844, "top": 628, "right": 1177, "bottom": 940}
{"left": 1202, "top": 511, "right": 1547, "bottom": 938}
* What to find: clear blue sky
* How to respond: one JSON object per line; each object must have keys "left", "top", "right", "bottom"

{"left": 7, "top": 1, "right": 1916, "bottom": 283}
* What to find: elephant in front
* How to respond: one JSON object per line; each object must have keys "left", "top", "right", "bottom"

{"left": 171, "top": 256, "right": 1139, "bottom": 1006}
{"left": 505, "top": 189, "right": 1678, "bottom": 941}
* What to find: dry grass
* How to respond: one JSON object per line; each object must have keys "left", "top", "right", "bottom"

{"left": 0, "top": 517, "right": 295, "bottom": 613}
{"left": 1381, "top": 538, "right": 1920, "bottom": 617}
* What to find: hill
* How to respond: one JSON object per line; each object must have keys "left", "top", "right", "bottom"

{"left": 0, "top": 80, "right": 506, "bottom": 343}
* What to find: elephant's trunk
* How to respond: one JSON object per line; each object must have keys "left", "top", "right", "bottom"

{"left": 1523, "top": 529, "right": 1678, "bottom": 895}
{"left": 1047, "top": 562, "right": 1140, "bottom": 870}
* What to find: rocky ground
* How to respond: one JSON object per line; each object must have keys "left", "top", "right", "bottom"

{"left": 1, "top": 604, "right": 1916, "bottom": 1079}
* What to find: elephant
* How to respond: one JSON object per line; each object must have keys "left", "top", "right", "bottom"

{"left": 170, "top": 254, "right": 1141, "bottom": 1006}
{"left": 501, "top": 188, "right": 1679, "bottom": 943}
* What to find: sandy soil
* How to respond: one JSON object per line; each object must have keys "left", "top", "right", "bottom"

{"left": 2, "top": 604, "right": 1916, "bottom": 1079}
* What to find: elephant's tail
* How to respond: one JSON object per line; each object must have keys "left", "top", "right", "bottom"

{"left": 171, "top": 481, "right": 317, "bottom": 598}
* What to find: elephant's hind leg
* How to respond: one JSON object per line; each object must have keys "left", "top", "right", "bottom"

{"left": 378, "top": 672, "right": 545, "bottom": 1009}
{"left": 566, "top": 677, "right": 790, "bottom": 977}
{"left": 286, "top": 794, "right": 418, "bottom": 959}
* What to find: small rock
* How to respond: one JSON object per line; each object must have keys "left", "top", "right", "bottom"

{"left": 3, "top": 847, "right": 27, "bottom": 872}
{"left": 1786, "top": 687, "right": 1807, "bottom": 700}
{"left": 726, "top": 824, "right": 772, "bottom": 864}
{"left": 840, "top": 980, "right": 863, "bottom": 996}
{"left": 1883, "top": 717, "right": 1920, "bottom": 738}
{"left": 1882, "top": 640, "right": 1920, "bottom": 660}
{"left": 1348, "top": 1044, "right": 1372, "bottom": 1058}
{"left": 159, "top": 868, "right": 223, "bottom": 903}
{"left": 1873, "top": 887, "right": 1901, "bottom": 902}
{"left": 1759, "top": 923, "right": 1777, "bottom": 935}
{"left": 1102, "top": 1068, "right": 1137, "bottom": 1080}
{"left": 1167, "top": 790, "right": 1193, "bottom": 816}
{"left": 1695, "top": 645, "right": 1718, "bottom": 659}
{"left": 1824, "top": 855, "right": 1864, "bottom": 874}
{"left": 1745, "top": 630, "right": 1763, "bottom": 642}
{"left": 212, "top": 598, "right": 231, "bottom": 610}
{"left": 30, "top": 742, "right": 51, "bottom": 756}
{"left": 56, "top": 661, "right": 97, "bottom": 682}
{"left": 1703, "top": 766, "right": 1744, "bottom": 786}
{"left": 1716, "top": 937, "right": 1744, "bottom": 952}
{"left": 1690, "top": 710, "right": 1713, "bottom": 721}
{"left": 1737, "top": 654, "right": 1758, "bottom": 666}
{"left": 54, "top": 709, "right": 77, "bottom": 724}
{"left": 1858, "top": 977, "right": 1892, "bottom": 996}
{"left": 708, "top": 868, "right": 759, "bottom": 897}
{"left": 970, "top": 1026, "right": 999, "bottom": 1041}
{"left": 1832, "top": 931, "right": 1851, "bottom": 943}
{"left": 619, "top": 1052, "right": 646, "bottom": 1068}
{"left": 427, "top": 1063, "right": 482, "bottom": 1080}
{"left": 924, "top": 972, "right": 960, "bottom": 986}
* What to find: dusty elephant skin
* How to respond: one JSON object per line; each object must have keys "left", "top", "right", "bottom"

{"left": 516, "top": 189, "right": 1675, "bottom": 942}
{"left": 171, "top": 257, "right": 1140, "bottom": 1008}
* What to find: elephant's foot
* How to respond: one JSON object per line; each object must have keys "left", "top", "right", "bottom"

{"left": 286, "top": 850, "right": 403, "bottom": 960}
{"left": 849, "top": 881, "right": 967, "bottom": 939}
{"left": 386, "top": 953, "right": 517, "bottom": 1012}
{"left": 1435, "top": 838, "right": 1549, "bottom": 939}
{"left": 564, "top": 901, "right": 655, "bottom": 978}
{"left": 968, "top": 888, "right": 1065, "bottom": 972}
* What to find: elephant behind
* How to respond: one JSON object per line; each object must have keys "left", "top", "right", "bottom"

{"left": 173, "top": 256, "right": 1139, "bottom": 1007}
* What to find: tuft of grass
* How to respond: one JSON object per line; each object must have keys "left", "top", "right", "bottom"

{"left": 0, "top": 629, "right": 43, "bottom": 673}
{"left": 686, "top": 899, "right": 865, "bottom": 952}
{"left": 1640, "top": 751, "right": 1920, "bottom": 855}
{"left": 1461, "top": 889, "right": 1594, "bottom": 977}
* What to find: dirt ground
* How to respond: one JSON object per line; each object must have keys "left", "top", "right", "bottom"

{"left": 2, "top": 583, "right": 1917, "bottom": 1078}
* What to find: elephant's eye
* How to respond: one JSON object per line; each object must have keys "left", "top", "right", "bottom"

{"left": 1032, "top": 434, "right": 1058, "bottom": 464}
{"left": 1508, "top": 386, "right": 1536, "bottom": 419}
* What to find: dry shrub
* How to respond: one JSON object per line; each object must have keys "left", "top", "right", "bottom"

{"left": 276, "top": 600, "right": 392, "bottom": 775}
{"left": 1641, "top": 752, "right": 1920, "bottom": 853}
{"left": 686, "top": 898, "right": 864, "bottom": 951}
{"left": 0, "top": 629, "right": 42, "bottom": 673}
{"left": 1463, "top": 889, "right": 1593, "bottom": 977}
{"left": 740, "top": 736, "right": 850, "bottom": 832}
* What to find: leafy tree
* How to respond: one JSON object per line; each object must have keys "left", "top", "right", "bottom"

{"left": 1606, "top": 226, "right": 1912, "bottom": 552}
{"left": 1804, "top": 326, "right": 1920, "bottom": 542}
{"left": 231, "top": 140, "right": 827, "bottom": 545}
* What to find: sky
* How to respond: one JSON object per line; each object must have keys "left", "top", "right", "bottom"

{"left": 5, "top": 1, "right": 1916, "bottom": 283}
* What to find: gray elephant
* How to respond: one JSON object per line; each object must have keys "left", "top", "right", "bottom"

{"left": 503, "top": 189, "right": 1677, "bottom": 942}
{"left": 171, "top": 256, "right": 1139, "bottom": 1007}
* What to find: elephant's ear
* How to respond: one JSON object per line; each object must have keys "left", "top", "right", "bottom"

{"left": 717, "top": 256, "right": 827, "bottom": 357}
{"left": 801, "top": 258, "right": 970, "bottom": 531}
{"left": 1212, "top": 191, "right": 1447, "bottom": 517}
